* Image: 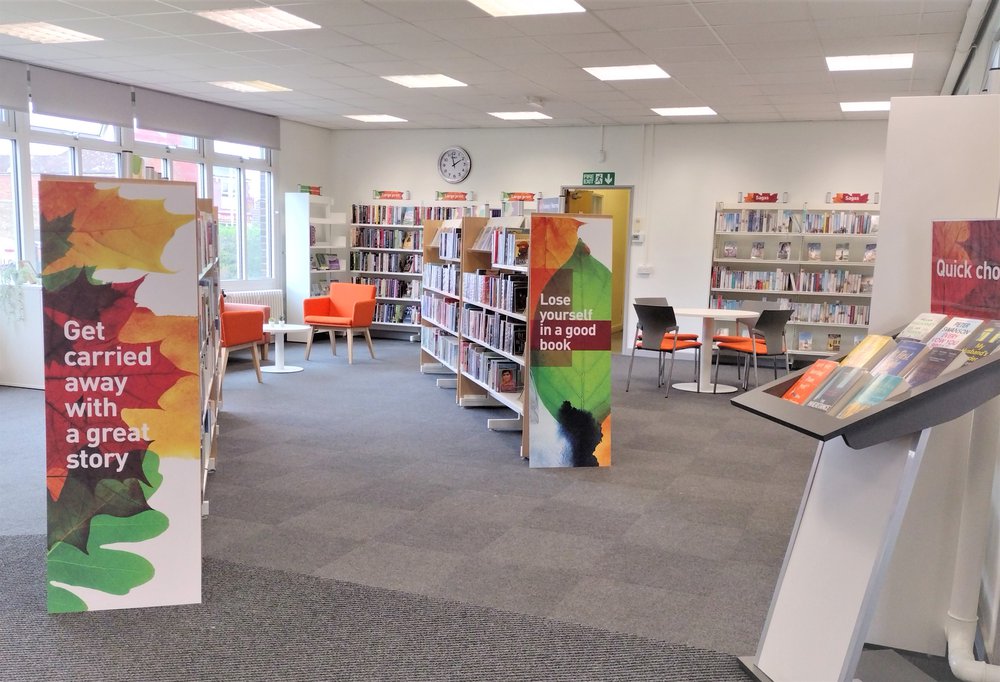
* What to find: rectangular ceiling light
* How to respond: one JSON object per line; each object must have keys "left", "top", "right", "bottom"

{"left": 584, "top": 64, "right": 669, "bottom": 81}
{"left": 196, "top": 7, "right": 320, "bottom": 32}
{"left": 826, "top": 53, "right": 913, "bottom": 71}
{"left": 652, "top": 106, "right": 716, "bottom": 117}
{"left": 468, "top": 0, "right": 585, "bottom": 16}
{"left": 211, "top": 80, "right": 291, "bottom": 93}
{"left": 0, "top": 22, "right": 102, "bottom": 43}
{"left": 840, "top": 101, "right": 891, "bottom": 112}
{"left": 489, "top": 111, "right": 552, "bottom": 120}
{"left": 382, "top": 74, "right": 467, "bottom": 88}
{"left": 345, "top": 114, "right": 408, "bottom": 123}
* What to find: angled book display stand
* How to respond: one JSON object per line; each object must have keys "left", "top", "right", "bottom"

{"left": 732, "top": 329, "right": 1000, "bottom": 682}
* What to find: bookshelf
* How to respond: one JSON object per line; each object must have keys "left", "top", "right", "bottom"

{"left": 196, "top": 199, "right": 221, "bottom": 514}
{"left": 420, "top": 218, "right": 465, "bottom": 382}
{"left": 351, "top": 200, "right": 478, "bottom": 334}
{"left": 285, "top": 193, "right": 349, "bottom": 329}
{"left": 710, "top": 202, "right": 879, "bottom": 358}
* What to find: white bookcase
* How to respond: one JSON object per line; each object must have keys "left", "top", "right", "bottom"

{"left": 285, "top": 193, "right": 349, "bottom": 329}
{"left": 710, "top": 202, "right": 879, "bottom": 358}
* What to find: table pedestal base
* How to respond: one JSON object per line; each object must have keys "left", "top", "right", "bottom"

{"left": 262, "top": 365, "right": 303, "bottom": 374}
{"left": 672, "top": 381, "right": 738, "bottom": 394}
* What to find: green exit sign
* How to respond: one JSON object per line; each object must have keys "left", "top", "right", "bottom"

{"left": 582, "top": 171, "right": 615, "bottom": 186}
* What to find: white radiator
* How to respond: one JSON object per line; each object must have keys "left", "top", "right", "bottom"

{"left": 224, "top": 289, "right": 285, "bottom": 318}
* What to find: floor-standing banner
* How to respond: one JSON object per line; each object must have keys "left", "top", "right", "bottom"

{"left": 931, "top": 219, "right": 1000, "bottom": 318}
{"left": 528, "top": 214, "right": 612, "bottom": 467}
{"left": 41, "top": 176, "right": 201, "bottom": 612}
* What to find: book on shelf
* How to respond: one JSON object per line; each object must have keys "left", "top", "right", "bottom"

{"left": 895, "top": 312, "right": 949, "bottom": 342}
{"left": 870, "top": 339, "right": 929, "bottom": 377}
{"left": 863, "top": 243, "right": 877, "bottom": 262}
{"left": 327, "top": 255, "right": 341, "bottom": 271}
{"left": 839, "top": 334, "right": 895, "bottom": 370}
{"left": 962, "top": 320, "right": 1000, "bottom": 363}
{"left": 722, "top": 240, "right": 738, "bottom": 258}
{"left": 860, "top": 275, "right": 873, "bottom": 294}
{"left": 315, "top": 253, "right": 328, "bottom": 269}
{"left": 781, "top": 358, "right": 838, "bottom": 405}
{"left": 901, "top": 346, "right": 968, "bottom": 388}
{"left": 401, "top": 207, "right": 415, "bottom": 226}
{"left": 807, "top": 242, "right": 821, "bottom": 261}
{"left": 750, "top": 241, "right": 765, "bottom": 259}
{"left": 497, "top": 363, "right": 521, "bottom": 392}
{"left": 827, "top": 333, "right": 842, "bottom": 352}
{"left": 834, "top": 242, "right": 850, "bottom": 261}
{"left": 513, "top": 238, "right": 529, "bottom": 266}
{"left": 836, "top": 373, "right": 909, "bottom": 419}
{"left": 798, "top": 331, "right": 813, "bottom": 351}
{"left": 926, "top": 317, "right": 983, "bottom": 349}
{"left": 805, "top": 366, "right": 870, "bottom": 414}
{"left": 401, "top": 232, "right": 415, "bottom": 250}
{"left": 776, "top": 241, "right": 791, "bottom": 260}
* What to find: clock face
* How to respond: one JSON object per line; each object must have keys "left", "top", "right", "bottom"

{"left": 438, "top": 146, "right": 471, "bottom": 184}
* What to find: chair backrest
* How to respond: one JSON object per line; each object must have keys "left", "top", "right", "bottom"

{"left": 633, "top": 303, "right": 679, "bottom": 348}
{"left": 328, "top": 282, "right": 377, "bottom": 320}
{"left": 634, "top": 297, "right": 669, "bottom": 306}
{"left": 750, "top": 308, "right": 793, "bottom": 354}
{"left": 737, "top": 299, "right": 781, "bottom": 331}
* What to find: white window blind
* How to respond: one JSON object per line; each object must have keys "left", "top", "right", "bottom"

{"left": 29, "top": 66, "right": 133, "bottom": 126}
{"left": 134, "top": 87, "right": 280, "bottom": 150}
{"left": 0, "top": 59, "right": 29, "bottom": 110}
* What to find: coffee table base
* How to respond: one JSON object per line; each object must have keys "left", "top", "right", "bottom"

{"left": 262, "top": 365, "right": 303, "bottom": 374}
{"left": 672, "top": 381, "right": 739, "bottom": 394}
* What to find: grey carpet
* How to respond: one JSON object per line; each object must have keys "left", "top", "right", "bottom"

{"left": 0, "top": 534, "right": 752, "bottom": 682}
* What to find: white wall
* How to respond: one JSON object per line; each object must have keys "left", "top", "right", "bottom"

{"left": 324, "top": 120, "right": 888, "bottom": 339}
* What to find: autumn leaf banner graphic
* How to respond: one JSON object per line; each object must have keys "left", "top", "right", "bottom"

{"left": 40, "top": 177, "right": 202, "bottom": 613}
{"left": 931, "top": 220, "right": 1000, "bottom": 318}
{"left": 528, "top": 214, "right": 612, "bottom": 467}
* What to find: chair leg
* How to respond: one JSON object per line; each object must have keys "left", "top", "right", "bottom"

{"left": 346, "top": 330, "right": 354, "bottom": 364}
{"left": 625, "top": 346, "right": 637, "bottom": 391}
{"left": 260, "top": 341, "right": 269, "bottom": 361}
{"left": 330, "top": 329, "right": 337, "bottom": 356}
{"left": 219, "top": 347, "right": 230, "bottom": 401}
{"left": 363, "top": 328, "right": 375, "bottom": 359}
{"left": 713, "top": 346, "right": 722, "bottom": 394}
{"left": 305, "top": 327, "right": 315, "bottom": 360}
{"left": 249, "top": 344, "right": 263, "bottom": 384}
{"left": 665, "top": 350, "right": 677, "bottom": 398}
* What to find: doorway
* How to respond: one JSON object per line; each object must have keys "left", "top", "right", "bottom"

{"left": 563, "top": 186, "right": 632, "bottom": 352}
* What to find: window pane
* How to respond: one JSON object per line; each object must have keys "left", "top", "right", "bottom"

{"left": 30, "top": 112, "right": 117, "bottom": 142}
{"left": 171, "top": 160, "right": 203, "bottom": 194}
{"left": 0, "top": 139, "right": 16, "bottom": 264}
{"left": 138, "top": 156, "right": 165, "bottom": 179}
{"left": 244, "top": 169, "right": 271, "bottom": 279}
{"left": 213, "top": 140, "right": 265, "bottom": 159}
{"left": 134, "top": 127, "right": 198, "bottom": 150}
{"left": 81, "top": 149, "right": 119, "bottom": 177}
{"left": 29, "top": 143, "right": 74, "bottom": 268}
{"left": 212, "top": 166, "right": 240, "bottom": 280}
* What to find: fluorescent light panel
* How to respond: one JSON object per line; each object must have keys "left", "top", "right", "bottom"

{"left": 196, "top": 7, "right": 320, "bottom": 32}
{"left": 0, "top": 22, "right": 102, "bottom": 43}
{"left": 840, "top": 101, "right": 891, "bottom": 112}
{"left": 489, "top": 111, "right": 552, "bottom": 120}
{"left": 826, "top": 53, "right": 913, "bottom": 71}
{"left": 652, "top": 106, "right": 716, "bottom": 117}
{"left": 211, "top": 80, "right": 291, "bottom": 93}
{"left": 382, "top": 74, "right": 467, "bottom": 88}
{"left": 345, "top": 114, "right": 408, "bottom": 123}
{"left": 467, "top": 0, "right": 585, "bottom": 16}
{"left": 584, "top": 64, "right": 669, "bottom": 81}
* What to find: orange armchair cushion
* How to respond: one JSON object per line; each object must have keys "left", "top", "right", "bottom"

{"left": 221, "top": 308, "right": 265, "bottom": 347}
{"left": 304, "top": 283, "right": 376, "bottom": 327}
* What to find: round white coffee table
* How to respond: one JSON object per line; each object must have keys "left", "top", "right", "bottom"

{"left": 261, "top": 322, "right": 310, "bottom": 373}
{"left": 672, "top": 308, "right": 759, "bottom": 393}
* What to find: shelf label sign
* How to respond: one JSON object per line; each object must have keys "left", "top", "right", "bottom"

{"left": 742, "top": 192, "right": 778, "bottom": 203}
{"left": 372, "top": 189, "right": 405, "bottom": 200}
{"left": 830, "top": 192, "right": 870, "bottom": 204}
{"left": 582, "top": 172, "right": 615, "bottom": 186}
{"left": 40, "top": 177, "right": 202, "bottom": 613}
{"left": 436, "top": 190, "right": 468, "bottom": 201}
{"left": 528, "top": 214, "right": 613, "bottom": 468}
{"left": 932, "top": 219, "right": 1000, "bottom": 318}
{"left": 502, "top": 191, "right": 536, "bottom": 201}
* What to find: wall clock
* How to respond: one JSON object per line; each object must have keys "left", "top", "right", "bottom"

{"left": 438, "top": 146, "right": 472, "bottom": 184}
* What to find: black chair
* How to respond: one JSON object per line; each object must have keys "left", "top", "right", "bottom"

{"left": 713, "top": 308, "right": 793, "bottom": 391}
{"left": 626, "top": 303, "right": 702, "bottom": 397}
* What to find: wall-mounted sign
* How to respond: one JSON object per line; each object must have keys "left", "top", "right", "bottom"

{"left": 502, "top": 191, "right": 536, "bottom": 201}
{"left": 932, "top": 219, "right": 1000, "bottom": 318}
{"left": 373, "top": 190, "right": 406, "bottom": 200}
{"left": 830, "top": 192, "right": 870, "bottom": 204}
{"left": 436, "top": 191, "right": 469, "bottom": 201}
{"left": 742, "top": 192, "right": 779, "bottom": 203}
{"left": 581, "top": 172, "right": 615, "bottom": 186}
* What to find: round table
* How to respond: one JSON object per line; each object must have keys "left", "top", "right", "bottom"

{"left": 261, "top": 322, "right": 311, "bottom": 373}
{"left": 672, "top": 308, "right": 759, "bottom": 394}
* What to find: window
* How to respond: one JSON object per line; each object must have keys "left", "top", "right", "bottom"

{"left": 81, "top": 149, "right": 119, "bottom": 177}
{"left": 214, "top": 140, "right": 266, "bottom": 160}
{"left": 30, "top": 112, "right": 117, "bottom": 142}
{"left": 29, "top": 142, "right": 74, "bottom": 265}
{"left": 134, "top": 127, "right": 198, "bottom": 150}
{"left": 212, "top": 164, "right": 273, "bottom": 280}
{"left": 0, "top": 139, "right": 17, "bottom": 264}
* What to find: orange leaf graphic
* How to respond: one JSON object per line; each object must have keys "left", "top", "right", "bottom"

{"left": 530, "top": 215, "right": 583, "bottom": 296}
{"left": 123, "top": 376, "right": 201, "bottom": 460}
{"left": 41, "top": 181, "right": 193, "bottom": 275}
{"left": 119, "top": 309, "right": 200, "bottom": 375}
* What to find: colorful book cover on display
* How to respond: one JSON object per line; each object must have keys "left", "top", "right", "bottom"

{"left": 870, "top": 339, "right": 929, "bottom": 377}
{"left": 781, "top": 358, "right": 838, "bottom": 405}
{"left": 528, "top": 214, "right": 612, "bottom": 468}
{"left": 805, "top": 366, "right": 870, "bottom": 413}
{"left": 895, "top": 312, "right": 949, "bottom": 342}
{"left": 836, "top": 373, "right": 908, "bottom": 419}
{"left": 776, "top": 241, "right": 791, "bottom": 260}
{"left": 931, "top": 220, "right": 1000, "bottom": 318}
{"left": 807, "top": 242, "right": 821, "bottom": 261}
{"left": 839, "top": 334, "right": 895, "bottom": 370}
{"left": 40, "top": 177, "right": 202, "bottom": 613}
{"left": 722, "top": 241, "right": 737, "bottom": 258}
{"left": 901, "top": 346, "right": 968, "bottom": 388}
{"left": 926, "top": 316, "right": 983, "bottom": 349}
{"left": 797, "top": 331, "right": 813, "bottom": 351}
{"left": 962, "top": 320, "right": 1000, "bottom": 363}
{"left": 750, "top": 241, "right": 764, "bottom": 259}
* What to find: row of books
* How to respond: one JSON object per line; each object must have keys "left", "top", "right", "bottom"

{"left": 461, "top": 306, "right": 527, "bottom": 358}
{"left": 711, "top": 266, "right": 791, "bottom": 291}
{"left": 789, "top": 301, "right": 871, "bottom": 326}
{"left": 352, "top": 227, "right": 419, "bottom": 251}
{"left": 782, "top": 313, "right": 999, "bottom": 418}
{"left": 462, "top": 343, "right": 523, "bottom": 393}
{"left": 351, "top": 204, "right": 478, "bottom": 226}
{"left": 437, "top": 229, "right": 461, "bottom": 260}
{"left": 350, "top": 252, "right": 422, "bottom": 274}
{"left": 420, "top": 327, "right": 459, "bottom": 371}
{"left": 422, "top": 263, "right": 459, "bottom": 296}
{"left": 420, "top": 293, "right": 459, "bottom": 332}
{"left": 716, "top": 210, "right": 788, "bottom": 233}
{"left": 461, "top": 270, "right": 528, "bottom": 315}
{"left": 310, "top": 253, "right": 341, "bottom": 271}
{"left": 353, "top": 275, "right": 415, "bottom": 300}
{"left": 795, "top": 270, "right": 873, "bottom": 295}
{"left": 801, "top": 211, "right": 879, "bottom": 235}
{"left": 715, "top": 209, "right": 878, "bottom": 235}
{"left": 373, "top": 302, "right": 420, "bottom": 325}
{"left": 721, "top": 240, "right": 875, "bottom": 262}
{"left": 796, "top": 331, "right": 860, "bottom": 352}
{"left": 713, "top": 266, "right": 873, "bottom": 294}
{"left": 492, "top": 229, "right": 529, "bottom": 268}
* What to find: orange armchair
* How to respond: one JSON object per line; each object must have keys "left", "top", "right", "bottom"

{"left": 223, "top": 300, "right": 271, "bottom": 361}
{"left": 303, "top": 282, "right": 377, "bottom": 364}
{"left": 219, "top": 295, "right": 264, "bottom": 383}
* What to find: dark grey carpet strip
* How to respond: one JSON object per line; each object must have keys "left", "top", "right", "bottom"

{"left": 1, "top": 534, "right": 752, "bottom": 682}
